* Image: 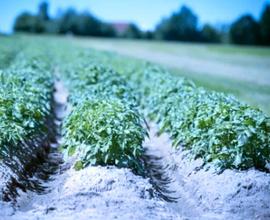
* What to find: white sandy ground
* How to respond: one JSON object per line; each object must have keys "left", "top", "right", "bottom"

{"left": 145, "top": 122, "right": 270, "bottom": 220}
{"left": 2, "top": 165, "right": 181, "bottom": 220}
{"left": 1, "top": 80, "right": 270, "bottom": 220}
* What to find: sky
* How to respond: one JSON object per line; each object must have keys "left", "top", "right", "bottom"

{"left": 0, "top": 0, "right": 269, "bottom": 33}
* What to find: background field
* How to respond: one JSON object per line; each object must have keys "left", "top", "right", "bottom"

{"left": 68, "top": 36, "right": 270, "bottom": 115}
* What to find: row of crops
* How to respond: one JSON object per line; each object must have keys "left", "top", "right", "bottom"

{"left": 1, "top": 37, "right": 270, "bottom": 203}
{"left": 58, "top": 56, "right": 147, "bottom": 173}
{"left": 130, "top": 65, "right": 270, "bottom": 170}
{"left": 66, "top": 49, "right": 270, "bottom": 172}
{"left": 0, "top": 45, "right": 54, "bottom": 199}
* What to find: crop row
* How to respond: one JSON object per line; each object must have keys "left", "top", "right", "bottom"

{"left": 78, "top": 51, "right": 270, "bottom": 171}
{"left": 6, "top": 40, "right": 268, "bottom": 173}
{"left": 134, "top": 65, "right": 270, "bottom": 170}
{"left": 59, "top": 57, "right": 146, "bottom": 173}
{"left": 0, "top": 47, "right": 54, "bottom": 199}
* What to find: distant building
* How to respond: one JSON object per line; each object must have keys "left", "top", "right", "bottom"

{"left": 111, "top": 22, "right": 130, "bottom": 36}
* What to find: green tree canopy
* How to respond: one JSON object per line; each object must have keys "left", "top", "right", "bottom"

{"left": 230, "top": 15, "right": 261, "bottom": 45}
{"left": 122, "top": 23, "right": 142, "bottom": 39}
{"left": 155, "top": 5, "right": 199, "bottom": 41}
{"left": 38, "top": 2, "right": 49, "bottom": 21}
{"left": 13, "top": 12, "right": 45, "bottom": 33}
{"left": 201, "top": 24, "right": 221, "bottom": 43}
{"left": 13, "top": 2, "right": 115, "bottom": 37}
{"left": 260, "top": 4, "right": 270, "bottom": 45}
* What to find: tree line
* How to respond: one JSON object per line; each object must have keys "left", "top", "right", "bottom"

{"left": 13, "top": 2, "right": 270, "bottom": 45}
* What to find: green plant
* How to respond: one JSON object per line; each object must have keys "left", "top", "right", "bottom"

{"left": 132, "top": 65, "right": 270, "bottom": 171}
{"left": 56, "top": 52, "right": 147, "bottom": 172}
{"left": 62, "top": 98, "right": 146, "bottom": 173}
{"left": 63, "top": 62, "right": 137, "bottom": 106}
{"left": 47, "top": 42, "right": 270, "bottom": 172}
{"left": 0, "top": 50, "right": 53, "bottom": 169}
{"left": 89, "top": 52, "right": 270, "bottom": 171}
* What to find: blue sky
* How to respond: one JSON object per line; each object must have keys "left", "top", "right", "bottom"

{"left": 0, "top": 0, "right": 269, "bottom": 33}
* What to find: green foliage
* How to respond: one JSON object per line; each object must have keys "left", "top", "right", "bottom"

{"left": 54, "top": 47, "right": 270, "bottom": 171}
{"left": 260, "top": 4, "right": 270, "bottom": 45}
{"left": 63, "top": 62, "right": 137, "bottom": 106}
{"left": 0, "top": 41, "right": 55, "bottom": 200}
{"left": 62, "top": 99, "right": 146, "bottom": 172}
{"left": 38, "top": 2, "right": 49, "bottom": 21}
{"left": 5, "top": 38, "right": 268, "bottom": 174}
{"left": 13, "top": 12, "right": 45, "bottom": 33}
{"left": 155, "top": 5, "right": 199, "bottom": 41}
{"left": 58, "top": 10, "right": 115, "bottom": 37}
{"left": 201, "top": 24, "right": 221, "bottom": 43}
{"left": 230, "top": 15, "right": 261, "bottom": 45}
{"left": 0, "top": 50, "right": 53, "bottom": 160}
{"left": 88, "top": 49, "right": 270, "bottom": 171}
{"left": 122, "top": 23, "right": 142, "bottom": 39}
{"left": 130, "top": 65, "right": 270, "bottom": 171}
{"left": 58, "top": 52, "right": 146, "bottom": 172}
{"left": 13, "top": 2, "right": 115, "bottom": 37}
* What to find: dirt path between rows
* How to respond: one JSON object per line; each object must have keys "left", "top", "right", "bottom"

{"left": 146, "top": 122, "right": 270, "bottom": 220}
{"left": 143, "top": 124, "right": 219, "bottom": 220}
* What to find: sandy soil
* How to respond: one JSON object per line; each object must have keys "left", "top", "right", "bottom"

{"left": 145, "top": 122, "right": 270, "bottom": 220}
{"left": 3, "top": 165, "right": 179, "bottom": 220}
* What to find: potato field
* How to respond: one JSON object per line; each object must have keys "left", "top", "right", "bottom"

{"left": 0, "top": 35, "right": 270, "bottom": 220}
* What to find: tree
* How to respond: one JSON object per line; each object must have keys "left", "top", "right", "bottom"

{"left": 122, "top": 23, "right": 142, "bottom": 39}
{"left": 38, "top": 2, "right": 49, "bottom": 21}
{"left": 74, "top": 13, "right": 102, "bottom": 36}
{"left": 14, "top": 12, "right": 33, "bottom": 32}
{"left": 13, "top": 2, "right": 49, "bottom": 33}
{"left": 58, "top": 9, "right": 77, "bottom": 34}
{"left": 201, "top": 24, "right": 221, "bottom": 43}
{"left": 230, "top": 15, "right": 261, "bottom": 45}
{"left": 99, "top": 23, "right": 116, "bottom": 37}
{"left": 13, "top": 12, "right": 44, "bottom": 33}
{"left": 155, "top": 5, "right": 199, "bottom": 41}
{"left": 58, "top": 10, "right": 115, "bottom": 37}
{"left": 143, "top": 31, "right": 154, "bottom": 40}
{"left": 260, "top": 4, "right": 270, "bottom": 45}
